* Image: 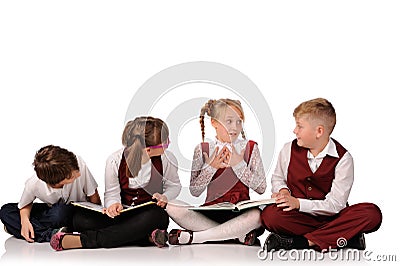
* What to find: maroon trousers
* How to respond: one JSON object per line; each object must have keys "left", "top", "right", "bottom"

{"left": 261, "top": 202, "right": 382, "bottom": 250}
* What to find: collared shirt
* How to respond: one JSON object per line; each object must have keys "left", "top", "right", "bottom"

{"left": 104, "top": 148, "right": 181, "bottom": 208}
{"left": 18, "top": 156, "right": 98, "bottom": 209}
{"left": 190, "top": 138, "right": 266, "bottom": 197}
{"left": 307, "top": 139, "right": 339, "bottom": 173}
{"left": 271, "top": 138, "right": 354, "bottom": 216}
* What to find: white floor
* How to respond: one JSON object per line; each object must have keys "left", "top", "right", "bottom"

{"left": 0, "top": 231, "right": 265, "bottom": 266}
{"left": 0, "top": 228, "right": 374, "bottom": 266}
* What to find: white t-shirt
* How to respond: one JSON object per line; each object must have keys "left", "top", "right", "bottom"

{"left": 18, "top": 156, "right": 98, "bottom": 209}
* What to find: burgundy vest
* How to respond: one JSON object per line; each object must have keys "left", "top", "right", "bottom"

{"left": 287, "top": 139, "right": 347, "bottom": 200}
{"left": 202, "top": 140, "right": 256, "bottom": 206}
{"left": 118, "top": 152, "right": 163, "bottom": 206}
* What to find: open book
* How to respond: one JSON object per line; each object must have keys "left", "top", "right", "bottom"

{"left": 71, "top": 200, "right": 156, "bottom": 214}
{"left": 189, "top": 198, "right": 276, "bottom": 212}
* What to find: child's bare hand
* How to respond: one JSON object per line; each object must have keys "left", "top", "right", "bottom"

{"left": 204, "top": 146, "right": 230, "bottom": 169}
{"left": 273, "top": 188, "right": 291, "bottom": 198}
{"left": 152, "top": 193, "right": 168, "bottom": 208}
{"left": 228, "top": 144, "right": 245, "bottom": 167}
{"left": 21, "top": 221, "right": 34, "bottom": 243}
{"left": 275, "top": 194, "right": 300, "bottom": 211}
{"left": 271, "top": 192, "right": 279, "bottom": 198}
{"left": 106, "top": 203, "right": 123, "bottom": 218}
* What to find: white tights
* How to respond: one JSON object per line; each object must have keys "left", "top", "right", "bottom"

{"left": 166, "top": 200, "right": 262, "bottom": 244}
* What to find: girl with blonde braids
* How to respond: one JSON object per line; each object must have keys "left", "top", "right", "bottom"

{"left": 164, "top": 99, "right": 267, "bottom": 246}
{"left": 50, "top": 116, "right": 181, "bottom": 250}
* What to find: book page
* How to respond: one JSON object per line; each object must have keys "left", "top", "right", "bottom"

{"left": 189, "top": 202, "right": 236, "bottom": 210}
{"left": 236, "top": 198, "right": 276, "bottom": 211}
{"left": 120, "top": 201, "right": 156, "bottom": 213}
{"left": 237, "top": 198, "right": 276, "bottom": 207}
{"left": 71, "top": 202, "right": 105, "bottom": 213}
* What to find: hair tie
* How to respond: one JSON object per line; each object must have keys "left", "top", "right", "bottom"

{"left": 134, "top": 134, "right": 145, "bottom": 144}
{"left": 127, "top": 134, "right": 145, "bottom": 147}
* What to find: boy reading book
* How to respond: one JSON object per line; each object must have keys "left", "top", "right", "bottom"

{"left": 0, "top": 145, "right": 100, "bottom": 243}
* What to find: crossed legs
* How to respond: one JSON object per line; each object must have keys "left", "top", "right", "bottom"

{"left": 166, "top": 200, "right": 262, "bottom": 244}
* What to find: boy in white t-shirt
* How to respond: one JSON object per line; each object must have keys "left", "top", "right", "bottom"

{"left": 0, "top": 145, "right": 100, "bottom": 242}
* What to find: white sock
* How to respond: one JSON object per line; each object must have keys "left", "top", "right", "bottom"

{"left": 166, "top": 200, "right": 219, "bottom": 231}
{"left": 192, "top": 208, "right": 261, "bottom": 244}
{"left": 167, "top": 201, "right": 262, "bottom": 244}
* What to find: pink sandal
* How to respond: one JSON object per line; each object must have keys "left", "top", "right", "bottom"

{"left": 50, "top": 232, "right": 80, "bottom": 251}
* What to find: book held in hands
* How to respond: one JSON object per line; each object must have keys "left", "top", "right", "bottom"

{"left": 189, "top": 198, "right": 276, "bottom": 212}
{"left": 71, "top": 200, "right": 156, "bottom": 214}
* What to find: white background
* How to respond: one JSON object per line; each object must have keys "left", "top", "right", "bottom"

{"left": 0, "top": 0, "right": 399, "bottom": 263}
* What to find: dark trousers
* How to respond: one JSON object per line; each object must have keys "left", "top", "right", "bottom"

{"left": 0, "top": 202, "right": 75, "bottom": 242}
{"left": 261, "top": 202, "right": 382, "bottom": 250}
{"left": 73, "top": 204, "right": 169, "bottom": 248}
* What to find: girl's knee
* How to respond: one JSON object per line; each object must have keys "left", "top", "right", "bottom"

{"left": 244, "top": 208, "right": 261, "bottom": 221}
{"left": 166, "top": 203, "right": 190, "bottom": 220}
{"left": 148, "top": 207, "right": 169, "bottom": 228}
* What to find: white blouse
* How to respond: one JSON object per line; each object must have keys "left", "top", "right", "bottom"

{"left": 18, "top": 156, "right": 98, "bottom": 209}
{"left": 104, "top": 148, "right": 181, "bottom": 208}
{"left": 190, "top": 138, "right": 267, "bottom": 197}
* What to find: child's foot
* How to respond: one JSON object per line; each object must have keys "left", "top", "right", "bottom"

{"left": 50, "top": 227, "right": 69, "bottom": 239}
{"left": 263, "top": 233, "right": 294, "bottom": 252}
{"left": 342, "top": 233, "right": 366, "bottom": 250}
{"left": 150, "top": 229, "right": 168, "bottom": 248}
{"left": 168, "top": 229, "right": 193, "bottom": 245}
{"left": 239, "top": 230, "right": 258, "bottom": 246}
{"left": 50, "top": 232, "right": 82, "bottom": 251}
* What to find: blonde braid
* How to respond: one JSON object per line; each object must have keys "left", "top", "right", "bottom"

{"left": 199, "top": 99, "right": 215, "bottom": 142}
{"left": 241, "top": 129, "right": 246, "bottom": 140}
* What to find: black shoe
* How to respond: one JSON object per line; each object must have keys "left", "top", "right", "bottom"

{"left": 343, "top": 233, "right": 366, "bottom": 250}
{"left": 263, "top": 233, "right": 294, "bottom": 252}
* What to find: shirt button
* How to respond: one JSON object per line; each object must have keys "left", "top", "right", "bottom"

{"left": 309, "top": 197, "right": 313, "bottom": 200}
{"left": 307, "top": 177, "right": 311, "bottom": 181}
{"left": 308, "top": 187, "right": 312, "bottom": 191}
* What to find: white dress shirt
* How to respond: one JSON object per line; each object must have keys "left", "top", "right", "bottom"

{"left": 18, "top": 156, "right": 98, "bottom": 209}
{"left": 104, "top": 148, "right": 181, "bottom": 208}
{"left": 271, "top": 138, "right": 354, "bottom": 216}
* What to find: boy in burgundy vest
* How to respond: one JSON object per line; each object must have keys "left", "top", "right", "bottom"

{"left": 261, "top": 98, "right": 382, "bottom": 252}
